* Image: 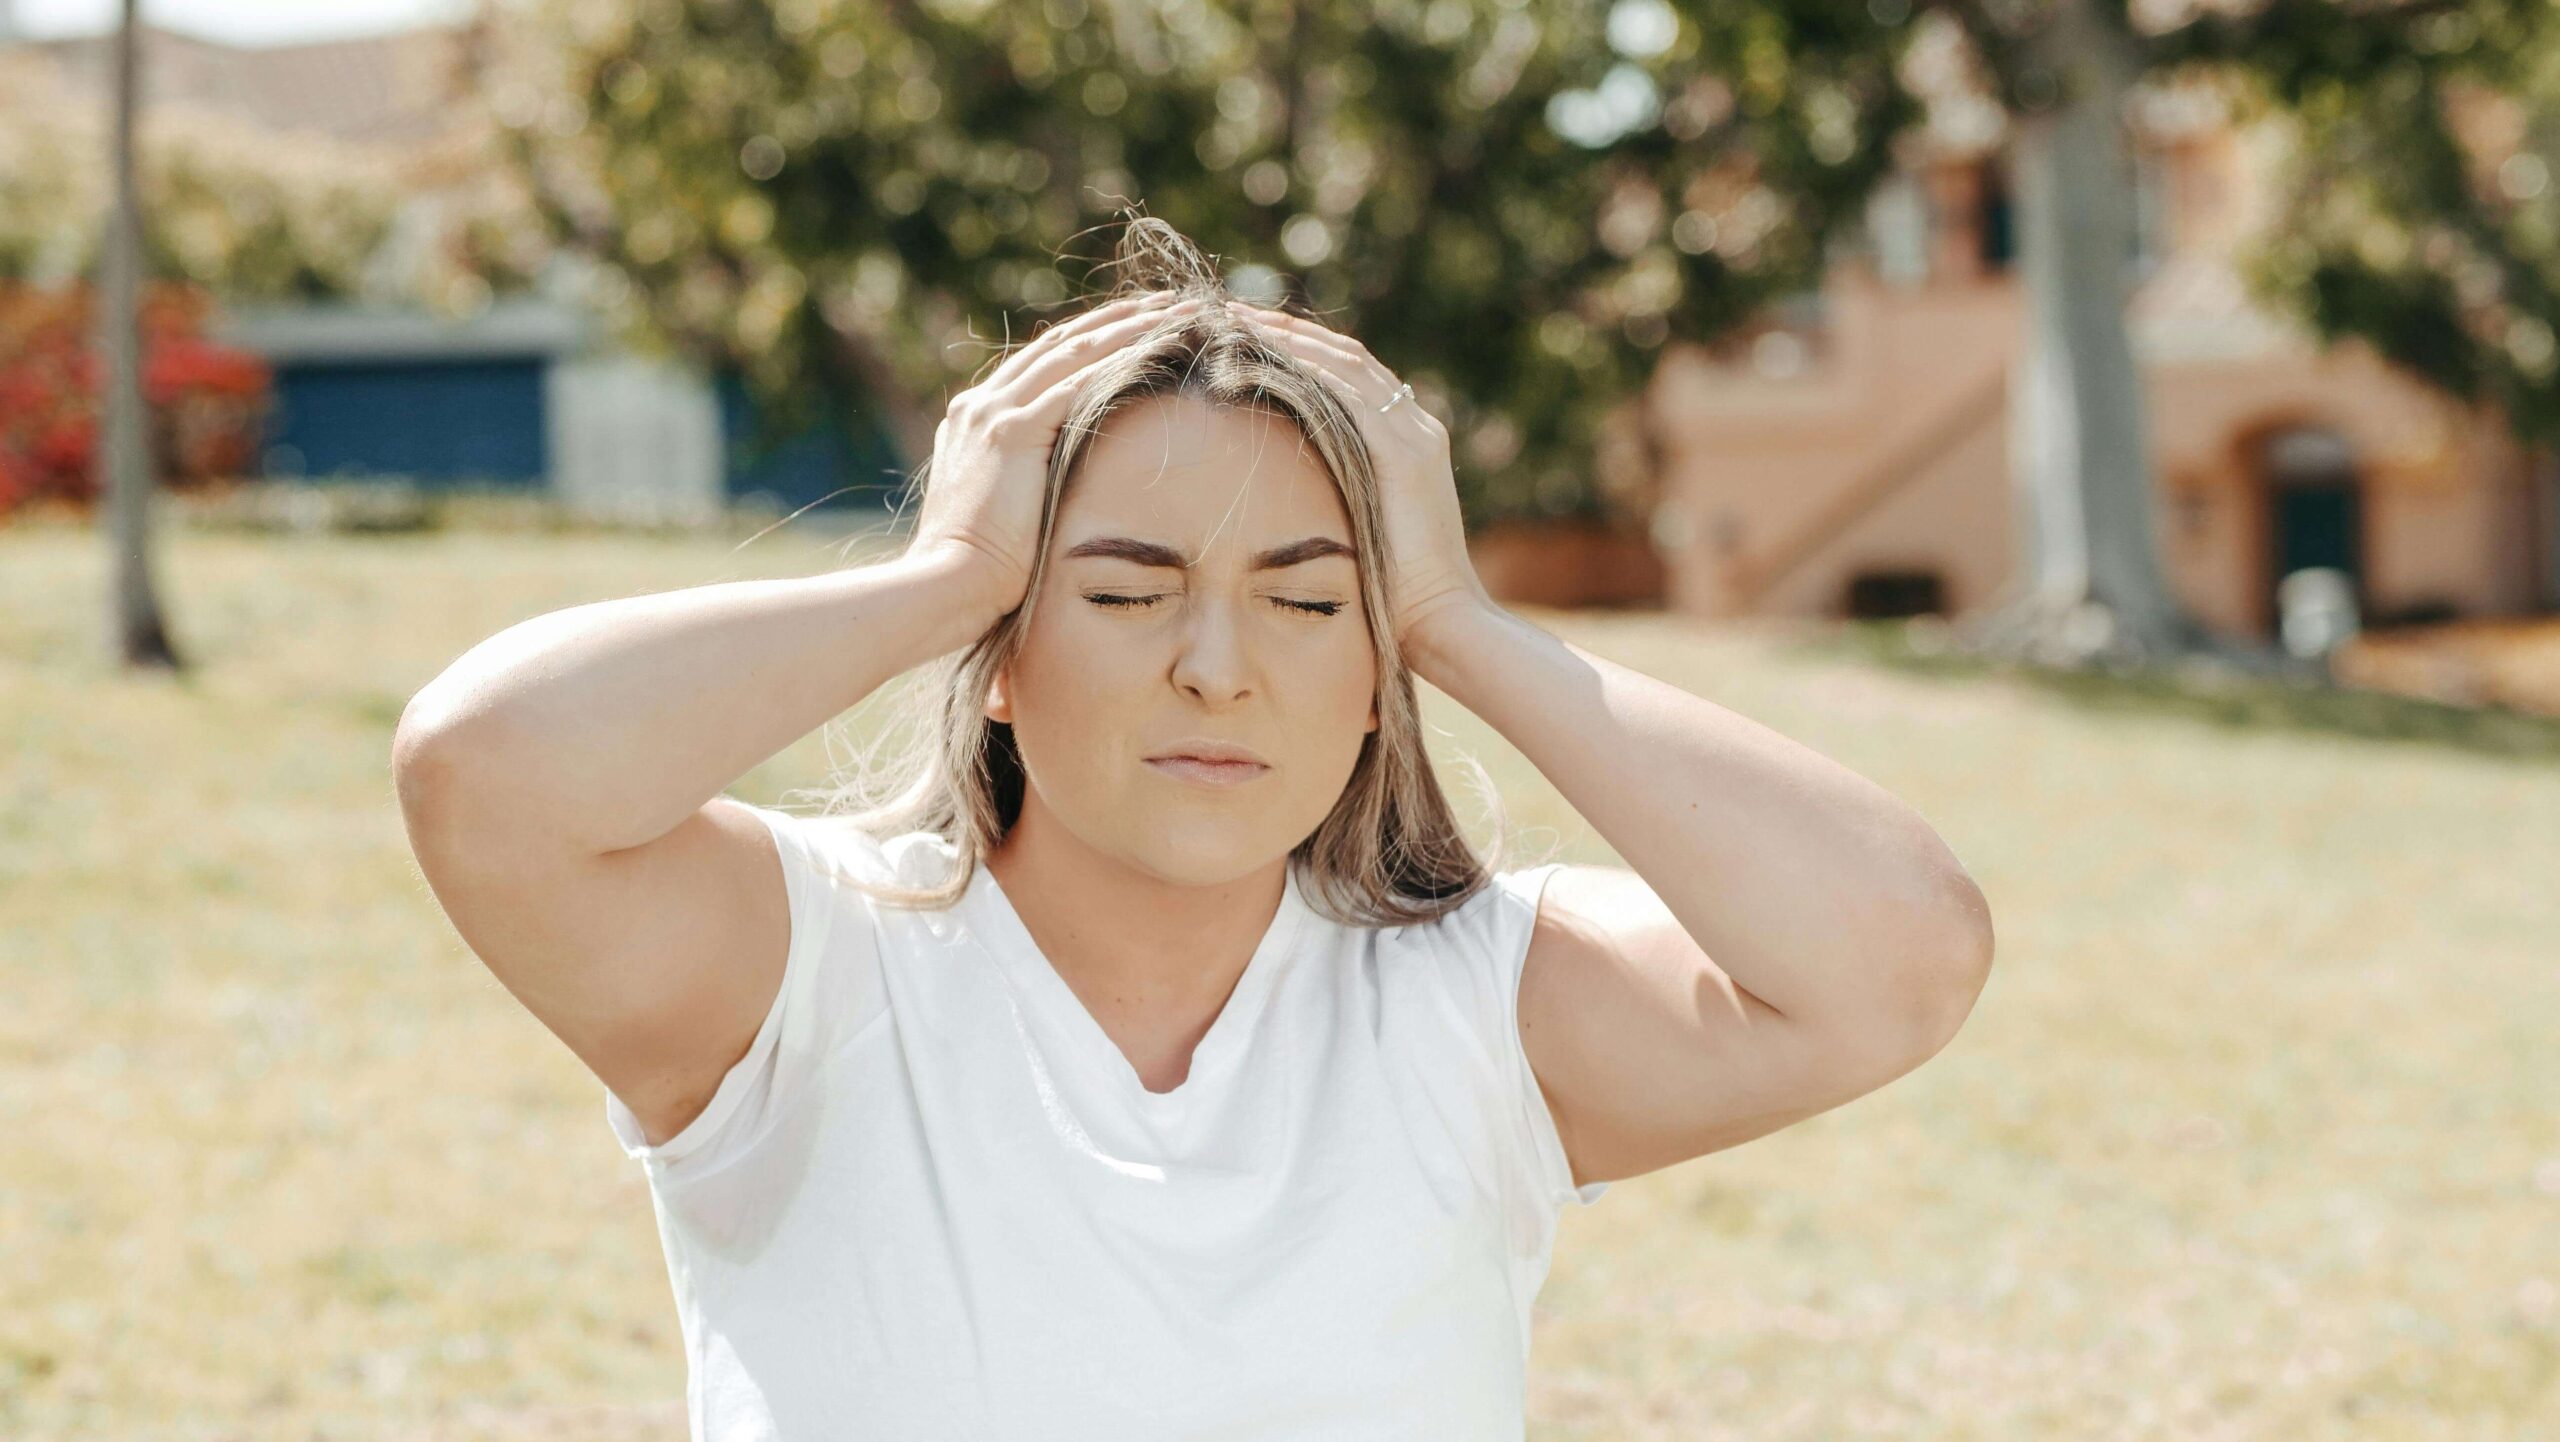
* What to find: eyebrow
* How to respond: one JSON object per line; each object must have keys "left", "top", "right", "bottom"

{"left": 1061, "top": 535, "right": 1357, "bottom": 571}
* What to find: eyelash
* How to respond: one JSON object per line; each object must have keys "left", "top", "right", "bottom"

{"left": 1085, "top": 593, "right": 1345, "bottom": 618}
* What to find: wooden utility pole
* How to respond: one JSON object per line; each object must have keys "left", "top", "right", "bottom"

{"left": 100, "top": 0, "right": 182, "bottom": 670}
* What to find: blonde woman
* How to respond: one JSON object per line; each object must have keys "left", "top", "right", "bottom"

{"left": 392, "top": 221, "right": 1994, "bottom": 1439}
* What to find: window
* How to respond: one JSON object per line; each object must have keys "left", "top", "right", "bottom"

{"left": 1845, "top": 568, "right": 1948, "bottom": 619}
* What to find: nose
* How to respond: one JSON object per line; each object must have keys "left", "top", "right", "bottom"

{"left": 1168, "top": 593, "right": 1254, "bottom": 706}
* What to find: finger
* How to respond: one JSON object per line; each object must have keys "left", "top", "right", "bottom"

{"left": 1225, "top": 299, "right": 1372, "bottom": 359}
{"left": 1235, "top": 308, "right": 1402, "bottom": 409}
{"left": 1247, "top": 341, "right": 1410, "bottom": 439}
{"left": 986, "top": 292, "right": 1184, "bottom": 393}
{"left": 1012, "top": 291, "right": 1181, "bottom": 364}
{"left": 1227, "top": 300, "right": 1386, "bottom": 372}
{"left": 1008, "top": 296, "right": 1215, "bottom": 423}
{"left": 985, "top": 296, "right": 1205, "bottom": 409}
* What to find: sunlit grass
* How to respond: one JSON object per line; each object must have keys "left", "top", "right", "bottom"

{"left": 3, "top": 518, "right": 2553, "bottom": 1440}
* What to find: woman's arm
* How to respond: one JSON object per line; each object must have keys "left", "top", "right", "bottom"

{"left": 390, "top": 550, "right": 1009, "bottom": 1146}
{"left": 1411, "top": 601, "right": 1995, "bottom": 1182}
{"left": 394, "top": 548, "right": 1007, "bottom": 856}
{"left": 392, "top": 293, "right": 1190, "bottom": 1148}
{"left": 1217, "top": 295, "right": 1989, "bottom": 1181}
{"left": 1412, "top": 601, "right": 1993, "bottom": 1039}
{"left": 399, "top": 290, "right": 1195, "bottom": 853}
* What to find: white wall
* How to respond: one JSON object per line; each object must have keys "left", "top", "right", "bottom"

{"left": 545, "top": 351, "right": 725, "bottom": 526}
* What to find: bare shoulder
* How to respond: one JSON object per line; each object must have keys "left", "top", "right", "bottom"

{"left": 398, "top": 779, "right": 794, "bottom": 1149}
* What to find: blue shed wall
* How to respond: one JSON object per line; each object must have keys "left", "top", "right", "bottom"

{"left": 265, "top": 357, "right": 548, "bottom": 486}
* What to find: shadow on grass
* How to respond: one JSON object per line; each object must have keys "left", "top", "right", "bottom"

{"left": 1796, "top": 620, "right": 2560, "bottom": 764}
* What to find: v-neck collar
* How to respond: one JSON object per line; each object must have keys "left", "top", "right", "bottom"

{"left": 964, "top": 855, "right": 1310, "bottom": 1117}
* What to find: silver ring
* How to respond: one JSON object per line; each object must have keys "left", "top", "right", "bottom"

{"left": 1379, "top": 382, "right": 1416, "bottom": 414}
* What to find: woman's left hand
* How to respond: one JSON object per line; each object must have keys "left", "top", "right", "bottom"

{"left": 1224, "top": 300, "right": 1495, "bottom": 656}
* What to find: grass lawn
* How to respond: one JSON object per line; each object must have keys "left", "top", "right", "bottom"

{"left": 3, "top": 519, "right": 2554, "bottom": 1441}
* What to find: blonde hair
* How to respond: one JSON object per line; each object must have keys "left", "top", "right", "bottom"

{"left": 798, "top": 216, "right": 1545, "bottom": 928}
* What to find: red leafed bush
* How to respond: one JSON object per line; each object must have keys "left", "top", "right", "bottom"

{"left": 0, "top": 280, "right": 272, "bottom": 518}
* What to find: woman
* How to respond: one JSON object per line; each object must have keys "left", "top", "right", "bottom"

{"left": 392, "top": 221, "right": 1994, "bottom": 1439}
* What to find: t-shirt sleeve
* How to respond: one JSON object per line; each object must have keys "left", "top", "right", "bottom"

{"left": 602, "top": 801, "right": 889, "bottom": 1183}
{"left": 1436, "top": 861, "right": 1612, "bottom": 1217}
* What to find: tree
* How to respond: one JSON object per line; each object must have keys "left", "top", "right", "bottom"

{"left": 1994, "top": 0, "right": 2209, "bottom": 661}
{"left": 1, "top": 21, "right": 547, "bottom": 664}
{"left": 485, "top": 0, "right": 1916, "bottom": 528}
{"left": 1919, "top": 0, "right": 2560, "bottom": 665}
{"left": 486, "top": 0, "right": 2556, "bottom": 662}
{"left": 98, "top": 0, "right": 179, "bottom": 671}
{"left": 2212, "top": 2, "right": 2560, "bottom": 447}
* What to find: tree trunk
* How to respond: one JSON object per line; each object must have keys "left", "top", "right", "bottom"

{"left": 1966, "top": 0, "right": 2227, "bottom": 667}
{"left": 101, "top": 0, "right": 181, "bottom": 671}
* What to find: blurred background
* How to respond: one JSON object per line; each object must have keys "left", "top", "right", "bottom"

{"left": 3, "top": 1, "right": 2555, "bottom": 1438}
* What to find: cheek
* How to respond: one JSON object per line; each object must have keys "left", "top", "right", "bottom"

{"left": 1006, "top": 603, "right": 1144, "bottom": 749}
{"left": 1339, "top": 652, "right": 1381, "bottom": 725}
{"left": 1265, "top": 614, "right": 1376, "bottom": 711}
{"left": 1291, "top": 631, "right": 1381, "bottom": 761}
{"left": 1324, "top": 619, "right": 1381, "bottom": 709}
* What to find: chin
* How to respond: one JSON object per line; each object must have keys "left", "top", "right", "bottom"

{"left": 1118, "top": 821, "right": 1285, "bottom": 886}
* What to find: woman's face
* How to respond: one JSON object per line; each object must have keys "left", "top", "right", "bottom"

{"left": 988, "top": 392, "right": 1378, "bottom": 885}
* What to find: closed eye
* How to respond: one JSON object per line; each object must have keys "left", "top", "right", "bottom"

{"left": 1086, "top": 593, "right": 1344, "bottom": 617}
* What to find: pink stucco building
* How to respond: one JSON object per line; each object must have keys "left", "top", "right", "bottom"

{"left": 1641, "top": 105, "right": 2558, "bottom": 643}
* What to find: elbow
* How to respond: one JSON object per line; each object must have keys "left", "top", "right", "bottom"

{"left": 1899, "top": 867, "right": 1996, "bottom": 1057}
{"left": 1941, "top": 865, "right": 1997, "bottom": 980}
{"left": 391, "top": 693, "right": 442, "bottom": 778}
{"left": 390, "top": 686, "right": 487, "bottom": 837}
{"left": 390, "top": 708, "right": 459, "bottom": 841}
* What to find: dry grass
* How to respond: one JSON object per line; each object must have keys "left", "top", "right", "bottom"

{"left": 2, "top": 519, "right": 2554, "bottom": 1441}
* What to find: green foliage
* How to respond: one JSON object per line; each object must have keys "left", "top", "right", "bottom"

{"left": 1848, "top": 0, "right": 2560, "bottom": 451}
{"left": 491, "top": 0, "right": 1917, "bottom": 526}
{"left": 2231, "top": 27, "right": 2560, "bottom": 443}
{"left": 474, "top": 0, "right": 2560, "bottom": 516}
{"left": 2102, "top": 0, "right": 2560, "bottom": 443}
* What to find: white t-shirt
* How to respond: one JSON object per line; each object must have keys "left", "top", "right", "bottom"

{"left": 603, "top": 802, "right": 1610, "bottom": 1441}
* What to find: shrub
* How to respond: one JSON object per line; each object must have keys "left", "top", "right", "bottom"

{"left": 0, "top": 279, "right": 272, "bottom": 518}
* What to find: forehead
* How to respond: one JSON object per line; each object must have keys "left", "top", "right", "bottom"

{"left": 1062, "top": 393, "right": 1349, "bottom": 551}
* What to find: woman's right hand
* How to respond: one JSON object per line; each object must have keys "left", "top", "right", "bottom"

{"left": 905, "top": 289, "right": 1204, "bottom": 617}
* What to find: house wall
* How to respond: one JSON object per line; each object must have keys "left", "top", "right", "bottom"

{"left": 1652, "top": 267, "right": 2545, "bottom": 639}
{"left": 1649, "top": 270, "right": 2022, "bottom": 619}
{"left": 2151, "top": 345, "right": 2538, "bottom": 635}
{"left": 1646, "top": 113, "right": 2552, "bottom": 639}
{"left": 547, "top": 353, "right": 725, "bottom": 526}
{"left": 1751, "top": 384, "right": 2015, "bottom": 619}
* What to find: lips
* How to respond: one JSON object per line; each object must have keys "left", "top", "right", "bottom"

{"left": 1145, "top": 739, "right": 1269, "bottom": 766}
{"left": 1144, "top": 756, "right": 1270, "bottom": 787}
